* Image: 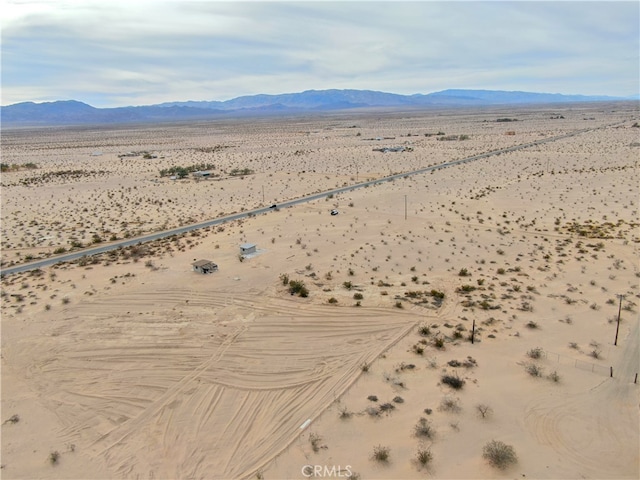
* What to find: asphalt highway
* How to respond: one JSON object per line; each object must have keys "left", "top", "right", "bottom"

{"left": 0, "top": 124, "right": 612, "bottom": 277}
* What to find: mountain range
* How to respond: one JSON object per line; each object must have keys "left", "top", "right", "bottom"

{"left": 1, "top": 89, "right": 632, "bottom": 126}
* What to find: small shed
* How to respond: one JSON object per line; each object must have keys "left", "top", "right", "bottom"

{"left": 192, "top": 259, "right": 218, "bottom": 274}
{"left": 240, "top": 243, "right": 257, "bottom": 255}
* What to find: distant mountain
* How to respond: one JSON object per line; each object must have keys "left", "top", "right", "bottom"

{"left": 1, "top": 89, "right": 632, "bottom": 126}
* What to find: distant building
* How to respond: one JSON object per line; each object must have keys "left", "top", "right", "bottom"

{"left": 240, "top": 243, "right": 257, "bottom": 255}
{"left": 192, "top": 171, "right": 212, "bottom": 178}
{"left": 192, "top": 259, "right": 218, "bottom": 274}
{"left": 373, "top": 146, "right": 413, "bottom": 153}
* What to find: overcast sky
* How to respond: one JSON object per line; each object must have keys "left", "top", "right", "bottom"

{"left": 2, "top": 0, "right": 638, "bottom": 107}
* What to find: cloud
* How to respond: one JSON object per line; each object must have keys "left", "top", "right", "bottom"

{"left": 1, "top": 0, "right": 638, "bottom": 107}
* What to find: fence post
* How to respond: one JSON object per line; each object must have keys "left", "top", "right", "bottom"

{"left": 471, "top": 319, "right": 475, "bottom": 344}
{"left": 635, "top": 373, "right": 638, "bottom": 384}
{"left": 610, "top": 366, "right": 613, "bottom": 378}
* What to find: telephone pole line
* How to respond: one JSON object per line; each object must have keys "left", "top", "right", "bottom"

{"left": 614, "top": 294, "right": 625, "bottom": 346}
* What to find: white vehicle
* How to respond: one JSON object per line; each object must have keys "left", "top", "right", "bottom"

{"left": 330, "top": 209, "right": 339, "bottom": 216}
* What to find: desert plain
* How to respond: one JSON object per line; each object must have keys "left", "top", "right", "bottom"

{"left": 1, "top": 102, "right": 639, "bottom": 480}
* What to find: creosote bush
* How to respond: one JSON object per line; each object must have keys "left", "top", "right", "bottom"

{"left": 414, "top": 417, "right": 435, "bottom": 439}
{"left": 49, "top": 451, "right": 60, "bottom": 465}
{"left": 418, "top": 324, "right": 431, "bottom": 336}
{"left": 309, "top": 432, "right": 323, "bottom": 453}
{"left": 287, "top": 279, "right": 309, "bottom": 297}
{"left": 527, "top": 347, "right": 544, "bottom": 359}
{"left": 524, "top": 362, "right": 543, "bottom": 377}
{"left": 442, "top": 374, "right": 465, "bottom": 389}
{"left": 416, "top": 447, "right": 433, "bottom": 466}
{"left": 372, "top": 445, "right": 390, "bottom": 462}
{"left": 482, "top": 440, "right": 517, "bottom": 469}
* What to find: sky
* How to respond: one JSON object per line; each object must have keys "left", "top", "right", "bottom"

{"left": 1, "top": 0, "right": 638, "bottom": 108}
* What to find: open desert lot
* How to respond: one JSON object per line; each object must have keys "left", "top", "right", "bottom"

{"left": 1, "top": 103, "right": 639, "bottom": 479}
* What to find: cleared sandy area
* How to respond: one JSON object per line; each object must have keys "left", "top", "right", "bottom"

{"left": 1, "top": 103, "right": 639, "bottom": 479}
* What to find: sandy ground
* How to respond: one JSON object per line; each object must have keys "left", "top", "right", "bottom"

{"left": 1, "top": 103, "right": 639, "bottom": 479}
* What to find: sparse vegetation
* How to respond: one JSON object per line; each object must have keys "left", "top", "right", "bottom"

{"left": 524, "top": 363, "right": 543, "bottom": 377}
{"left": 441, "top": 374, "right": 465, "bottom": 389}
{"left": 309, "top": 432, "right": 323, "bottom": 453}
{"left": 476, "top": 404, "right": 493, "bottom": 419}
{"left": 287, "top": 279, "right": 309, "bottom": 297}
{"left": 49, "top": 451, "right": 60, "bottom": 465}
{"left": 483, "top": 440, "right": 517, "bottom": 469}
{"left": 527, "top": 347, "right": 544, "bottom": 359}
{"left": 372, "top": 445, "right": 390, "bottom": 462}
{"left": 439, "top": 396, "right": 461, "bottom": 412}
{"left": 416, "top": 447, "right": 433, "bottom": 467}
{"left": 414, "top": 417, "right": 435, "bottom": 439}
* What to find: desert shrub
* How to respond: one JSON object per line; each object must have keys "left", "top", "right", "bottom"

{"left": 3, "top": 414, "right": 20, "bottom": 424}
{"left": 392, "top": 396, "right": 404, "bottom": 403}
{"left": 412, "top": 344, "right": 424, "bottom": 355}
{"left": 526, "top": 320, "right": 539, "bottom": 329}
{"left": 547, "top": 370, "right": 560, "bottom": 383}
{"left": 353, "top": 292, "right": 363, "bottom": 300}
{"left": 439, "top": 396, "right": 461, "bottom": 412}
{"left": 457, "top": 284, "right": 476, "bottom": 293}
{"left": 394, "top": 301, "right": 404, "bottom": 309}
{"left": 288, "top": 279, "right": 309, "bottom": 297}
{"left": 328, "top": 297, "right": 338, "bottom": 304}
{"left": 433, "top": 336, "right": 445, "bottom": 349}
{"left": 482, "top": 440, "right": 517, "bottom": 469}
{"left": 458, "top": 268, "right": 470, "bottom": 277}
{"left": 49, "top": 451, "right": 60, "bottom": 465}
{"left": 372, "top": 445, "right": 390, "bottom": 462}
{"left": 413, "top": 417, "right": 435, "bottom": 439}
{"left": 476, "top": 404, "right": 493, "bottom": 418}
{"left": 524, "top": 363, "right": 543, "bottom": 377}
{"left": 279, "top": 273, "right": 289, "bottom": 285}
{"left": 527, "top": 347, "right": 544, "bottom": 359}
{"left": 343, "top": 281, "right": 353, "bottom": 290}
{"left": 379, "top": 402, "right": 395, "bottom": 412}
{"left": 339, "top": 405, "right": 352, "bottom": 419}
{"left": 442, "top": 374, "right": 465, "bottom": 389}
{"left": 416, "top": 447, "right": 433, "bottom": 466}
{"left": 430, "top": 289, "right": 445, "bottom": 300}
{"left": 366, "top": 406, "right": 380, "bottom": 417}
{"left": 418, "top": 324, "right": 431, "bottom": 336}
{"left": 367, "top": 395, "right": 378, "bottom": 402}
{"left": 309, "top": 432, "right": 323, "bottom": 453}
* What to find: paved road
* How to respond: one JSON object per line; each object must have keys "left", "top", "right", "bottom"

{"left": 0, "top": 124, "right": 615, "bottom": 277}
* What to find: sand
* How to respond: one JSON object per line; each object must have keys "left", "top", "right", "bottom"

{"left": 1, "top": 102, "right": 639, "bottom": 479}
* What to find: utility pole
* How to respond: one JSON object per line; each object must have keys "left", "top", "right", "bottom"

{"left": 471, "top": 319, "right": 476, "bottom": 344}
{"left": 614, "top": 294, "right": 625, "bottom": 346}
{"left": 404, "top": 195, "right": 407, "bottom": 220}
